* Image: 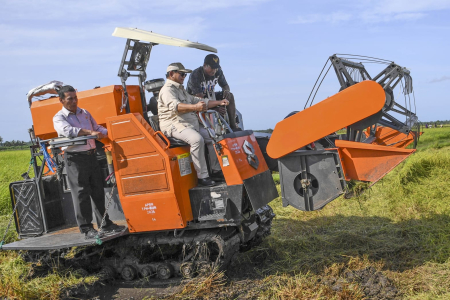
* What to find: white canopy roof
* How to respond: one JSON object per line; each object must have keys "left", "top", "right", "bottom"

{"left": 112, "top": 27, "right": 217, "bottom": 53}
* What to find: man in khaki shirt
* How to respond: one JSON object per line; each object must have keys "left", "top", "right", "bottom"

{"left": 158, "top": 63, "right": 229, "bottom": 186}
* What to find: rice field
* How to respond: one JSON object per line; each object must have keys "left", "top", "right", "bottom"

{"left": 0, "top": 126, "right": 449, "bottom": 299}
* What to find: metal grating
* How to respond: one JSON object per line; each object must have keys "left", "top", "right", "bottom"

{"left": 10, "top": 180, "right": 44, "bottom": 237}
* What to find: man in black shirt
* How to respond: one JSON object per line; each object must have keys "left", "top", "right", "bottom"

{"left": 187, "top": 54, "right": 239, "bottom": 130}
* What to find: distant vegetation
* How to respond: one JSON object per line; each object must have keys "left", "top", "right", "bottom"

{"left": 254, "top": 129, "right": 273, "bottom": 133}
{"left": 422, "top": 120, "right": 450, "bottom": 125}
{"left": 0, "top": 136, "right": 31, "bottom": 151}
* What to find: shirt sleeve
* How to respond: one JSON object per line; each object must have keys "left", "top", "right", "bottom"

{"left": 189, "top": 93, "right": 209, "bottom": 108}
{"left": 186, "top": 68, "right": 204, "bottom": 96}
{"left": 53, "top": 113, "right": 81, "bottom": 138}
{"left": 217, "top": 69, "right": 229, "bottom": 89}
{"left": 161, "top": 88, "right": 182, "bottom": 113}
{"left": 89, "top": 112, "right": 107, "bottom": 135}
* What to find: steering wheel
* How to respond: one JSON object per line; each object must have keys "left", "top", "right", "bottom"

{"left": 197, "top": 110, "right": 233, "bottom": 140}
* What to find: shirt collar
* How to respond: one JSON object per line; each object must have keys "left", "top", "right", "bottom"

{"left": 61, "top": 106, "right": 81, "bottom": 117}
{"left": 166, "top": 79, "right": 183, "bottom": 89}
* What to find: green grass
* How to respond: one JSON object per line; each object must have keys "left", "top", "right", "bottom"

{"left": 1, "top": 128, "right": 450, "bottom": 299}
{"left": 412, "top": 126, "right": 450, "bottom": 151}
{"left": 0, "top": 251, "right": 98, "bottom": 300}
{"left": 0, "top": 150, "right": 35, "bottom": 215}
{"left": 0, "top": 150, "right": 37, "bottom": 247}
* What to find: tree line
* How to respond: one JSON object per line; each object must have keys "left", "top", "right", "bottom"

{"left": 423, "top": 120, "right": 450, "bottom": 125}
{"left": 0, "top": 136, "right": 31, "bottom": 150}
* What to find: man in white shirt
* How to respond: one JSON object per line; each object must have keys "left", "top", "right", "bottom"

{"left": 53, "top": 85, "right": 124, "bottom": 239}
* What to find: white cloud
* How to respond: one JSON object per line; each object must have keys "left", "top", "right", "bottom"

{"left": 0, "top": 19, "right": 175, "bottom": 45}
{"left": 151, "top": 0, "right": 270, "bottom": 12}
{"left": 0, "top": 1, "right": 125, "bottom": 21}
{"left": 389, "top": 12, "right": 425, "bottom": 21}
{"left": 0, "top": 17, "right": 206, "bottom": 73}
{"left": 0, "top": 25, "right": 102, "bottom": 45}
{"left": 213, "top": 42, "right": 253, "bottom": 49}
{"left": 374, "top": 0, "right": 450, "bottom": 15}
{"left": 429, "top": 76, "right": 450, "bottom": 83}
{"left": 360, "top": 11, "right": 426, "bottom": 23}
{"left": 0, "top": 0, "right": 270, "bottom": 21}
{"left": 293, "top": 12, "right": 352, "bottom": 24}
{"left": 292, "top": 0, "right": 450, "bottom": 24}
{"left": 0, "top": 0, "right": 262, "bottom": 60}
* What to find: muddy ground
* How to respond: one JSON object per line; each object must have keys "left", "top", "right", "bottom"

{"left": 63, "top": 256, "right": 400, "bottom": 300}
{"left": 66, "top": 278, "right": 267, "bottom": 300}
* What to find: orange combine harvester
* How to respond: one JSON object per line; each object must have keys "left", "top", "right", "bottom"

{"left": 2, "top": 28, "right": 421, "bottom": 281}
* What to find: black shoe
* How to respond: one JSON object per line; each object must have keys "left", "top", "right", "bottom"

{"left": 211, "top": 170, "right": 225, "bottom": 180}
{"left": 84, "top": 228, "right": 102, "bottom": 240}
{"left": 198, "top": 177, "right": 215, "bottom": 187}
{"left": 232, "top": 127, "right": 243, "bottom": 132}
{"left": 101, "top": 223, "right": 126, "bottom": 235}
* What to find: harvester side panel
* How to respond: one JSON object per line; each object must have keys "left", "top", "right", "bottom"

{"left": 189, "top": 183, "right": 244, "bottom": 222}
{"left": 267, "top": 81, "right": 386, "bottom": 159}
{"left": 243, "top": 170, "right": 279, "bottom": 211}
{"left": 278, "top": 150, "right": 345, "bottom": 211}
{"left": 216, "top": 131, "right": 278, "bottom": 210}
{"left": 216, "top": 131, "right": 270, "bottom": 185}
{"left": 107, "top": 113, "right": 196, "bottom": 233}
{"left": 30, "top": 85, "right": 143, "bottom": 140}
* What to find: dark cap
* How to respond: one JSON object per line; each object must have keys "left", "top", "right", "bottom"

{"left": 204, "top": 54, "right": 220, "bottom": 69}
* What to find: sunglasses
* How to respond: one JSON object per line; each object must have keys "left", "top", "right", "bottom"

{"left": 175, "top": 71, "right": 187, "bottom": 77}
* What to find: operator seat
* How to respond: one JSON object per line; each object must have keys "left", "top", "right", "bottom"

{"left": 147, "top": 96, "right": 158, "bottom": 115}
{"left": 148, "top": 115, "right": 189, "bottom": 148}
{"left": 144, "top": 78, "right": 188, "bottom": 148}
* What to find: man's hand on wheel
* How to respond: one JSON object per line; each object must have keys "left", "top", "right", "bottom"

{"left": 216, "top": 106, "right": 227, "bottom": 115}
{"left": 213, "top": 99, "right": 229, "bottom": 116}
{"left": 194, "top": 101, "right": 207, "bottom": 112}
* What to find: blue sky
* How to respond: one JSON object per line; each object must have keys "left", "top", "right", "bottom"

{"left": 1, "top": 0, "right": 449, "bottom": 141}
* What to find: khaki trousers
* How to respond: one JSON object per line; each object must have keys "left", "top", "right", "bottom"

{"left": 169, "top": 126, "right": 221, "bottom": 179}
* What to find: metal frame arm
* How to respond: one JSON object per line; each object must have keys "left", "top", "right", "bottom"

{"left": 117, "top": 39, "right": 152, "bottom": 120}
{"left": 329, "top": 55, "right": 417, "bottom": 138}
{"left": 330, "top": 54, "right": 372, "bottom": 90}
